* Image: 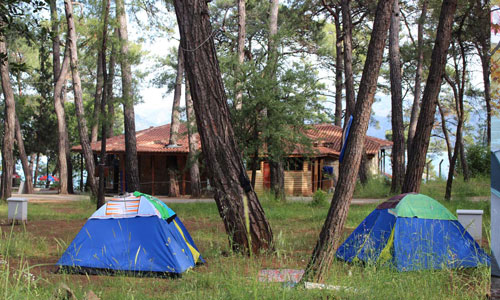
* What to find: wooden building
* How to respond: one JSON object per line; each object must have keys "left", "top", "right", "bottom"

{"left": 72, "top": 123, "right": 391, "bottom": 196}
{"left": 72, "top": 124, "right": 206, "bottom": 196}
{"left": 247, "top": 124, "right": 392, "bottom": 196}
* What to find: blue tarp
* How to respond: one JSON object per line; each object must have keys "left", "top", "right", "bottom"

{"left": 336, "top": 206, "right": 490, "bottom": 271}
{"left": 393, "top": 218, "right": 490, "bottom": 271}
{"left": 336, "top": 209, "right": 396, "bottom": 263}
{"left": 57, "top": 216, "right": 199, "bottom": 273}
{"left": 322, "top": 166, "right": 334, "bottom": 175}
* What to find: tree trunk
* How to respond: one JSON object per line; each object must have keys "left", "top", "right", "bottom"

{"left": 97, "top": 0, "right": 111, "bottom": 209}
{"left": 15, "top": 117, "right": 33, "bottom": 194}
{"left": 0, "top": 26, "right": 17, "bottom": 200}
{"left": 341, "top": 0, "right": 355, "bottom": 121}
{"left": 445, "top": 127, "right": 462, "bottom": 200}
{"left": 64, "top": 0, "right": 98, "bottom": 198}
{"left": 266, "top": 0, "right": 285, "bottom": 200}
{"left": 33, "top": 153, "right": 40, "bottom": 186}
{"left": 106, "top": 30, "right": 117, "bottom": 138}
{"left": 169, "top": 46, "right": 184, "bottom": 146}
{"left": 334, "top": 8, "right": 343, "bottom": 127}
{"left": 389, "top": 0, "right": 404, "bottom": 193}
{"left": 480, "top": 49, "right": 491, "bottom": 146}
{"left": 173, "top": 0, "right": 273, "bottom": 254}
{"left": 91, "top": 50, "right": 104, "bottom": 143}
{"left": 401, "top": 0, "right": 457, "bottom": 193}
{"left": 407, "top": 0, "right": 428, "bottom": 152}
{"left": 52, "top": 22, "right": 71, "bottom": 195}
{"left": 301, "top": 0, "right": 393, "bottom": 283}
{"left": 358, "top": 151, "right": 369, "bottom": 184}
{"left": 116, "top": 0, "right": 140, "bottom": 192}
{"left": 166, "top": 46, "right": 184, "bottom": 197}
{"left": 234, "top": 0, "right": 246, "bottom": 110}
{"left": 437, "top": 100, "right": 452, "bottom": 162}
{"left": 473, "top": 0, "right": 490, "bottom": 146}
{"left": 185, "top": 79, "right": 201, "bottom": 198}
{"left": 270, "top": 160, "right": 285, "bottom": 200}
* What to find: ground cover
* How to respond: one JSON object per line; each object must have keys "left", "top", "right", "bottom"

{"left": 0, "top": 193, "right": 491, "bottom": 299}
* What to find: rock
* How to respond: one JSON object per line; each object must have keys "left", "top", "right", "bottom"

{"left": 54, "top": 283, "right": 78, "bottom": 300}
{"left": 85, "top": 290, "right": 100, "bottom": 300}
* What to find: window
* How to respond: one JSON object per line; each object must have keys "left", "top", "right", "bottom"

{"left": 245, "top": 159, "right": 262, "bottom": 170}
{"left": 285, "top": 158, "right": 304, "bottom": 171}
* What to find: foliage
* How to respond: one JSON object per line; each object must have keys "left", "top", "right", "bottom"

{"left": 353, "top": 176, "right": 392, "bottom": 199}
{"left": 464, "top": 144, "right": 490, "bottom": 177}
{"left": 310, "top": 189, "right": 328, "bottom": 207}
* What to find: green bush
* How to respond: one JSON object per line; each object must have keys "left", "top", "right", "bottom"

{"left": 310, "top": 189, "right": 328, "bottom": 207}
{"left": 353, "top": 176, "right": 392, "bottom": 199}
{"left": 465, "top": 144, "right": 490, "bottom": 177}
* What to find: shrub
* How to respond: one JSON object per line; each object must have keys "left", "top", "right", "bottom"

{"left": 465, "top": 144, "right": 490, "bottom": 177}
{"left": 311, "top": 189, "right": 328, "bottom": 207}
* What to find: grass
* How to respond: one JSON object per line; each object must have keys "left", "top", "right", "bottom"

{"left": 0, "top": 191, "right": 491, "bottom": 299}
{"left": 352, "top": 175, "right": 490, "bottom": 200}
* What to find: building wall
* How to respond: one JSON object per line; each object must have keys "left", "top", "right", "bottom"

{"left": 248, "top": 160, "right": 313, "bottom": 196}
{"left": 367, "top": 154, "right": 379, "bottom": 175}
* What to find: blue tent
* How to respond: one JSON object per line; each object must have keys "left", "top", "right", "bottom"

{"left": 57, "top": 192, "right": 203, "bottom": 275}
{"left": 336, "top": 193, "right": 490, "bottom": 271}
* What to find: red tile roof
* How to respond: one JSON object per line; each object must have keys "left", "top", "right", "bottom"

{"left": 72, "top": 123, "right": 392, "bottom": 157}
{"left": 301, "top": 123, "right": 393, "bottom": 157}
{"left": 72, "top": 124, "right": 199, "bottom": 154}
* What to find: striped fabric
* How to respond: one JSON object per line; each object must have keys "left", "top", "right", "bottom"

{"left": 105, "top": 198, "right": 140, "bottom": 216}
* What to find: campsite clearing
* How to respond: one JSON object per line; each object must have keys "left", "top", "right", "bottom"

{"left": 0, "top": 196, "right": 491, "bottom": 299}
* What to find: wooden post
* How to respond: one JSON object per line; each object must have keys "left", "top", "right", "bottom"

{"left": 80, "top": 153, "right": 84, "bottom": 191}
{"left": 151, "top": 155, "right": 155, "bottom": 195}
{"left": 319, "top": 159, "right": 324, "bottom": 191}
{"left": 120, "top": 153, "right": 125, "bottom": 194}
{"left": 180, "top": 155, "right": 186, "bottom": 195}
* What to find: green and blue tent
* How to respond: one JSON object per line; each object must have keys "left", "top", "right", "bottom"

{"left": 336, "top": 193, "right": 490, "bottom": 271}
{"left": 57, "top": 192, "right": 203, "bottom": 276}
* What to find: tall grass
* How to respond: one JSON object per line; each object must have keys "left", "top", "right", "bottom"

{"left": 0, "top": 197, "right": 491, "bottom": 299}
{"left": 352, "top": 175, "right": 490, "bottom": 200}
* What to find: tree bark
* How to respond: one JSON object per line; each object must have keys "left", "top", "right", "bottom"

{"left": 270, "top": 160, "right": 285, "bottom": 200}
{"left": 169, "top": 46, "right": 184, "bottom": 146}
{"left": 341, "top": 0, "right": 355, "bottom": 121}
{"left": 166, "top": 47, "right": 184, "bottom": 197}
{"left": 334, "top": 7, "right": 343, "bottom": 127}
{"left": 437, "top": 100, "right": 452, "bottom": 162}
{"left": 301, "top": 0, "right": 393, "bottom": 283}
{"left": 106, "top": 30, "right": 117, "bottom": 138}
{"left": 473, "top": 0, "right": 490, "bottom": 146}
{"left": 358, "top": 152, "right": 369, "bottom": 184}
{"left": 407, "top": 0, "right": 428, "bottom": 152}
{"left": 185, "top": 79, "right": 201, "bottom": 198}
{"left": 52, "top": 10, "right": 71, "bottom": 195}
{"left": 116, "top": 0, "right": 140, "bottom": 192}
{"left": 97, "top": 0, "right": 111, "bottom": 209}
{"left": 234, "top": 0, "right": 246, "bottom": 110}
{"left": 51, "top": 1, "right": 73, "bottom": 194}
{"left": 0, "top": 25, "right": 17, "bottom": 200}
{"left": 33, "top": 153, "right": 40, "bottom": 186}
{"left": 15, "top": 117, "right": 33, "bottom": 194}
{"left": 64, "top": 0, "right": 98, "bottom": 198}
{"left": 91, "top": 50, "right": 104, "bottom": 143}
{"left": 266, "top": 0, "right": 285, "bottom": 200}
{"left": 389, "top": 0, "right": 404, "bottom": 193}
{"left": 173, "top": 0, "right": 273, "bottom": 254}
{"left": 445, "top": 123, "right": 462, "bottom": 200}
{"left": 402, "top": 0, "right": 457, "bottom": 193}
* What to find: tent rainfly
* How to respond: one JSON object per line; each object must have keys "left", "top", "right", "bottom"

{"left": 336, "top": 193, "right": 490, "bottom": 271}
{"left": 57, "top": 192, "right": 203, "bottom": 276}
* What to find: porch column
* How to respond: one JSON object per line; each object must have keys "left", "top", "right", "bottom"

{"left": 151, "top": 155, "right": 155, "bottom": 196}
